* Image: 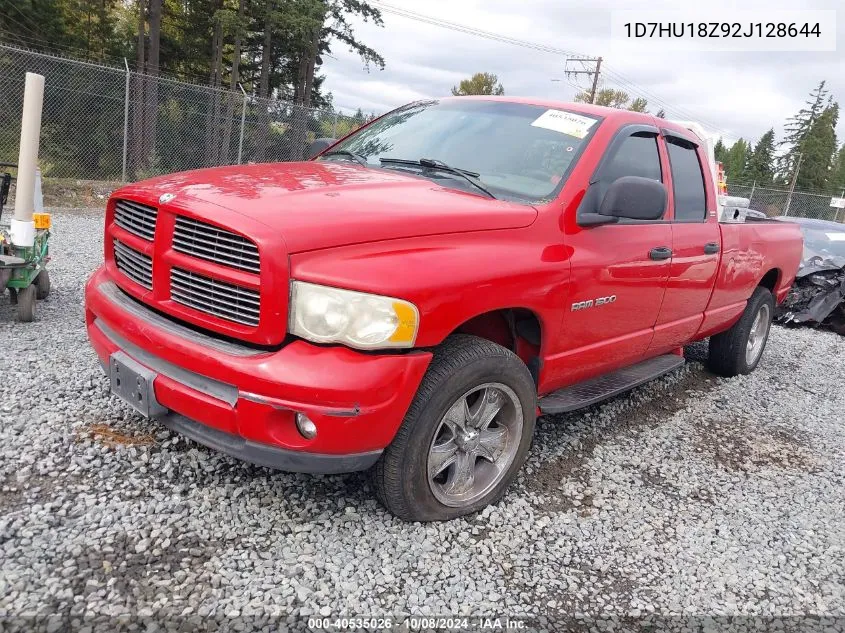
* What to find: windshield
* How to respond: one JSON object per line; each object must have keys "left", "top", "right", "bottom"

{"left": 320, "top": 99, "right": 601, "bottom": 203}
{"left": 801, "top": 225, "right": 845, "bottom": 259}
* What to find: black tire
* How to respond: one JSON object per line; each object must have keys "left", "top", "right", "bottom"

{"left": 35, "top": 269, "right": 51, "bottom": 300}
{"left": 8, "top": 287, "right": 17, "bottom": 305}
{"left": 708, "top": 286, "right": 774, "bottom": 377}
{"left": 373, "top": 334, "right": 537, "bottom": 522}
{"left": 16, "top": 284, "right": 36, "bottom": 322}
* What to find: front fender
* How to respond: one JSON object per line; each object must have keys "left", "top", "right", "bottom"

{"left": 289, "top": 227, "right": 571, "bottom": 348}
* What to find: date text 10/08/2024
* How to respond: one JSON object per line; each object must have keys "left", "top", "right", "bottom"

{"left": 306, "top": 617, "right": 529, "bottom": 630}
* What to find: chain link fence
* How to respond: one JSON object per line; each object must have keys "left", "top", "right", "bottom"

{"left": 0, "top": 43, "right": 369, "bottom": 188}
{"left": 727, "top": 182, "right": 845, "bottom": 223}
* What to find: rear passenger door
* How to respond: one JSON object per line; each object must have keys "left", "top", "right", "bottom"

{"left": 649, "top": 132, "right": 720, "bottom": 353}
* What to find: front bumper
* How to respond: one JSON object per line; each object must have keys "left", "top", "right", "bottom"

{"left": 85, "top": 267, "right": 432, "bottom": 474}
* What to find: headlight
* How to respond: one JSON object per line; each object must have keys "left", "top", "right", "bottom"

{"left": 289, "top": 281, "right": 419, "bottom": 349}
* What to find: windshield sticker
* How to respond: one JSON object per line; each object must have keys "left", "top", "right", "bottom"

{"left": 531, "top": 110, "right": 597, "bottom": 138}
{"left": 826, "top": 232, "right": 845, "bottom": 241}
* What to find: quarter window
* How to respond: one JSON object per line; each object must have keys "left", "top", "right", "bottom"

{"left": 667, "top": 138, "right": 707, "bottom": 221}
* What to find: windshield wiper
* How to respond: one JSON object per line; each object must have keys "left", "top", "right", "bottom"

{"left": 321, "top": 150, "right": 367, "bottom": 166}
{"left": 379, "top": 157, "right": 496, "bottom": 199}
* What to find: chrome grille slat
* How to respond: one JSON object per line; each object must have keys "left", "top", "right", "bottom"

{"left": 175, "top": 217, "right": 258, "bottom": 248}
{"left": 170, "top": 268, "right": 260, "bottom": 302}
{"left": 170, "top": 290, "right": 260, "bottom": 320}
{"left": 171, "top": 238, "right": 260, "bottom": 270}
{"left": 116, "top": 209, "right": 156, "bottom": 230}
{"left": 114, "top": 200, "right": 157, "bottom": 240}
{"left": 172, "top": 234, "right": 258, "bottom": 257}
{"left": 116, "top": 204, "right": 156, "bottom": 226}
{"left": 114, "top": 251, "right": 153, "bottom": 283}
{"left": 173, "top": 216, "right": 260, "bottom": 273}
{"left": 170, "top": 280, "right": 260, "bottom": 313}
{"left": 170, "top": 267, "right": 260, "bottom": 326}
{"left": 114, "top": 254, "right": 152, "bottom": 282}
{"left": 113, "top": 239, "right": 153, "bottom": 289}
{"left": 115, "top": 216, "right": 154, "bottom": 238}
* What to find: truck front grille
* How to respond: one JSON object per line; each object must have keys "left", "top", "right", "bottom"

{"left": 113, "top": 239, "right": 153, "bottom": 290}
{"left": 170, "top": 267, "right": 260, "bottom": 326}
{"left": 114, "top": 199, "right": 157, "bottom": 241}
{"left": 173, "top": 216, "right": 260, "bottom": 273}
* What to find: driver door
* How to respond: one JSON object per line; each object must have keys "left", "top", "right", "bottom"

{"left": 548, "top": 127, "right": 671, "bottom": 388}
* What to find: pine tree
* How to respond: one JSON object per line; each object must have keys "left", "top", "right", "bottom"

{"left": 779, "top": 81, "right": 829, "bottom": 182}
{"left": 724, "top": 139, "right": 749, "bottom": 182}
{"left": 714, "top": 139, "right": 727, "bottom": 165}
{"left": 745, "top": 129, "right": 776, "bottom": 185}
{"left": 831, "top": 144, "right": 845, "bottom": 193}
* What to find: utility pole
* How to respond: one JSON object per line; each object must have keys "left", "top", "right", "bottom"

{"left": 565, "top": 56, "right": 602, "bottom": 103}
{"left": 783, "top": 152, "right": 802, "bottom": 217}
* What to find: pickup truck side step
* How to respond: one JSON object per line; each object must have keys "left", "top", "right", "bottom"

{"left": 538, "top": 354, "right": 685, "bottom": 414}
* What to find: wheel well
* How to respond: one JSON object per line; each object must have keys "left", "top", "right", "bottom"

{"left": 453, "top": 308, "right": 542, "bottom": 383}
{"left": 759, "top": 268, "right": 780, "bottom": 293}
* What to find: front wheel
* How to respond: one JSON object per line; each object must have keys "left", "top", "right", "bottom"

{"left": 373, "top": 335, "right": 537, "bottom": 521}
{"left": 708, "top": 286, "right": 774, "bottom": 377}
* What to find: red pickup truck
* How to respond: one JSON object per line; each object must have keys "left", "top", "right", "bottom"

{"left": 85, "top": 97, "right": 803, "bottom": 521}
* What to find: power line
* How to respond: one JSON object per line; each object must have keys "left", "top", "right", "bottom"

{"left": 564, "top": 56, "right": 602, "bottom": 104}
{"left": 370, "top": 1, "right": 581, "bottom": 56}
{"left": 599, "top": 63, "right": 736, "bottom": 138}
{"left": 1, "top": 15, "right": 40, "bottom": 41}
{"left": 5, "top": 2, "right": 41, "bottom": 34}
{"left": 370, "top": 0, "right": 739, "bottom": 139}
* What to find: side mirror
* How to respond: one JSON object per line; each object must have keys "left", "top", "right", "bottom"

{"left": 599, "top": 176, "right": 667, "bottom": 221}
{"left": 308, "top": 138, "right": 337, "bottom": 159}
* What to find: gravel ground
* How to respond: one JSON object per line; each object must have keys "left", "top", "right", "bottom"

{"left": 1, "top": 211, "right": 843, "bottom": 631}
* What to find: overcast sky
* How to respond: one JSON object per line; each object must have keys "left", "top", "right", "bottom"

{"left": 321, "top": 0, "right": 844, "bottom": 147}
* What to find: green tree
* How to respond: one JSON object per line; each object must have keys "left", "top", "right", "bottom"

{"left": 576, "top": 88, "right": 624, "bottom": 108}
{"left": 745, "top": 129, "right": 776, "bottom": 185}
{"left": 451, "top": 72, "right": 504, "bottom": 96}
{"left": 628, "top": 97, "right": 648, "bottom": 113}
{"left": 831, "top": 144, "right": 845, "bottom": 193}
{"left": 714, "top": 138, "right": 728, "bottom": 165}
{"left": 779, "top": 81, "right": 829, "bottom": 182}
{"left": 655, "top": 108, "right": 666, "bottom": 119}
{"left": 724, "top": 138, "right": 750, "bottom": 182}
{"left": 796, "top": 103, "right": 839, "bottom": 191}
{"left": 575, "top": 88, "right": 648, "bottom": 112}
{"left": 0, "top": 0, "right": 127, "bottom": 62}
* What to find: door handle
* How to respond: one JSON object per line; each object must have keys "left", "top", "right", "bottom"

{"left": 649, "top": 246, "right": 672, "bottom": 261}
{"left": 704, "top": 242, "right": 720, "bottom": 254}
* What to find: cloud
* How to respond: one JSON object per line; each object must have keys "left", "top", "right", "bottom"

{"left": 321, "top": 0, "right": 845, "bottom": 146}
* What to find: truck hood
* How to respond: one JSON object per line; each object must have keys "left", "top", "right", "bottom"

{"left": 120, "top": 162, "right": 538, "bottom": 252}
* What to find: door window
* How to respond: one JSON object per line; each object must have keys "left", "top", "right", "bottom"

{"left": 666, "top": 137, "right": 707, "bottom": 221}
{"left": 602, "top": 133, "right": 663, "bottom": 184}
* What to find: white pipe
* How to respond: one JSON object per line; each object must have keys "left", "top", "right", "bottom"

{"left": 11, "top": 72, "right": 45, "bottom": 248}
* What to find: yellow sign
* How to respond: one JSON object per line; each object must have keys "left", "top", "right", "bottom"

{"left": 33, "top": 213, "right": 51, "bottom": 229}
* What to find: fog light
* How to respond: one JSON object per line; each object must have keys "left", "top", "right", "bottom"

{"left": 295, "top": 412, "right": 317, "bottom": 439}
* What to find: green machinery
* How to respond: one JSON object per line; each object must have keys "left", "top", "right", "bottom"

{"left": 1, "top": 163, "right": 51, "bottom": 322}
{"left": 1, "top": 72, "right": 51, "bottom": 322}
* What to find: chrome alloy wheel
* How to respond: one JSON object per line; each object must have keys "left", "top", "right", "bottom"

{"left": 427, "top": 382, "right": 523, "bottom": 508}
{"left": 746, "top": 303, "right": 771, "bottom": 366}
